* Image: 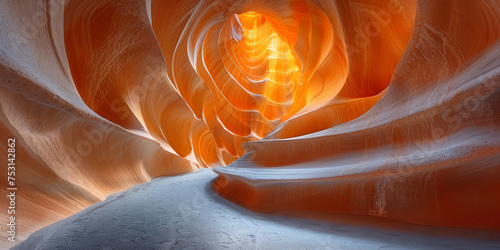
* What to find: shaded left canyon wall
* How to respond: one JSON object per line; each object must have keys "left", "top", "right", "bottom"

{"left": 0, "top": 0, "right": 199, "bottom": 243}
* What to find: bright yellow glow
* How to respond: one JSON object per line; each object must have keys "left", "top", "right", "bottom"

{"left": 236, "top": 12, "right": 299, "bottom": 104}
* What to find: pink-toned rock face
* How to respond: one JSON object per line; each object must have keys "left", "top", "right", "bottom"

{"left": 1, "top": 0, "right": 499, "bottom": 244}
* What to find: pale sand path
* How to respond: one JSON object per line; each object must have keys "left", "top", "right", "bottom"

{"left": 13, "top": 169, "right": 500, "bottom": 249}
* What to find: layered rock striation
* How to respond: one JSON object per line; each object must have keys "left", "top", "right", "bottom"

{"left": 0, "top": 0, "right": 499, "bottom": 245}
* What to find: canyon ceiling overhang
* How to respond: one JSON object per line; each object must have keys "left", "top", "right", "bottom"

{"left": 1, "top": 0, "right": 500, "bottom": 242}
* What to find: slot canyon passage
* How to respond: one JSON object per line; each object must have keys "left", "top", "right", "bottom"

{"left": 1, "top": 0, "right": 500, "bottom": 248}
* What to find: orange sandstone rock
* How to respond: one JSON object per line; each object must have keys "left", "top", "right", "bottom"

{"left": 0, "top": 1, "right": 499, "bottom": 245}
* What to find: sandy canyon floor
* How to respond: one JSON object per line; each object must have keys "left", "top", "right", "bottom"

{"left": 13, "top": 169, "right": 500, "bottom": 250}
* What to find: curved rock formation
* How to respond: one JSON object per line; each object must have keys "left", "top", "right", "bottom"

{"left": 0, "top": 0, "right": 499, "bottom": 246}
{"left": 214, "top": 0, "right": 500, "bottom": 230}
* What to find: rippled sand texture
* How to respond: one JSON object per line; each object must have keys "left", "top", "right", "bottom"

{"left": 0, "top": 0, "right": 499, "bottom": 245}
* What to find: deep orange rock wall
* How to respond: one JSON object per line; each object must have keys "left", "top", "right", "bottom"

{"left": 214, "top": 0, "right": 500, "bottom": 230}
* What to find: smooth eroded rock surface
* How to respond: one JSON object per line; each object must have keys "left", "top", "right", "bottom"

{"left": 0, "top": 0, "right": 499, "bottom": 247}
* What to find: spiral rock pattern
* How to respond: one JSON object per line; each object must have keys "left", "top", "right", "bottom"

{"left": 1, "top": 0, "right": 500, "bottom": 244}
